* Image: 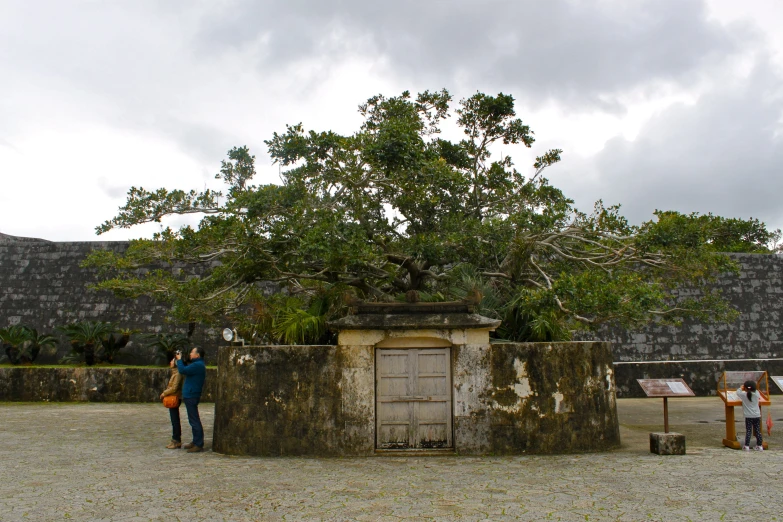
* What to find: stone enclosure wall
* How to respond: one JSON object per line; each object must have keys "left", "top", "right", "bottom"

{"left": 585, "top": 253, "right": 783, "bottom": 397}
{"left": 213, "top": 341, "right": 619, "bottom": 457}
{"left": 0, "top": 367, "right": 217, "bottom": 402}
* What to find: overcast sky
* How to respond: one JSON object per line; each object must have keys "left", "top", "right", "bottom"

{"left": 1, "top": 0, "right": 782, "bottom": 241}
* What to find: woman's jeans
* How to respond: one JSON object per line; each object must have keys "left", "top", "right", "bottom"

{"left": 169, "top": 404, "right": 182, "bottom": 443}
{"left": 183, "top": 397, "right": 204, "bottom": 448}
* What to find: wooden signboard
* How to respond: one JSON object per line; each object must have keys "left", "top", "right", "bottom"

{"left": 716, "top": 370, "right": 770, "bottom": 450}
{"left": 772, "top": 376, "right": 783, "bottom": 393}
{"left": 637, "top": 378, "right": 695, "bottom": 398}
{"left": 637, "top": 378, "right": 695, "bottom": 433}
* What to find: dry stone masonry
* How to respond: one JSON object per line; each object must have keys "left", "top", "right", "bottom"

{"left": 0, "top": 233, "right": 216, "bottom": 363}
{"left": 590, "top": 253, "right": 783, "bottom": 396}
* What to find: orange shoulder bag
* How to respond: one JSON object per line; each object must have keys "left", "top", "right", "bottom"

{"left": 162, "top": 395, "right": 180, "bottom": 409}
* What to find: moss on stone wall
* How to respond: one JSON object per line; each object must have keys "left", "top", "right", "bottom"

{"left": 0, "top": 367, "right": 216, "bottom": 402}
{"left": 487, "top": 342, "right": 620, "bottom": 454}
{"left": 212, "top": 345, "right": 364, "bottom": 457}
{"left": 214, "top": 341, "right": 620, "bottom": 457}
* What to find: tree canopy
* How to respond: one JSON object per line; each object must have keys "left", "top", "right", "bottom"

{"left": 86, "top": 89, "right": 778, "bottom": 343}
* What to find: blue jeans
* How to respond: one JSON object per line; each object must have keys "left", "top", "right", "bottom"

{"left": 183, "top": 397, "right": 204, "bottom": 448}
{"left": 169, "top": 404, "right": 181, "bottom": 442}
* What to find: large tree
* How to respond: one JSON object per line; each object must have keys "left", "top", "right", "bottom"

{"left": 86, "top": 89, "right": 773, "bottom": 343}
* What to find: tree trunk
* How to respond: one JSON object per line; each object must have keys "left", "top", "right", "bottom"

{"left": 84, "top": 344, "right": 96, "bottom": 366}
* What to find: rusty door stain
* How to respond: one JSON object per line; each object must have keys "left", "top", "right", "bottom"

{"left": 376, "top": 348, "right": 452, "bottom": 449}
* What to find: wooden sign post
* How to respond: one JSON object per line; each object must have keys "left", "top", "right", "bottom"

{"left": 637, "top": 379, "right": 694, "bottom": 455}
{"left": 637, "top": 379, "right": 695, "bottom": 432}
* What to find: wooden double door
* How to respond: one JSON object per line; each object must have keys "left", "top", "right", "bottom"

{"left": 376, "top": 348, "right": 453, "bottom": 450}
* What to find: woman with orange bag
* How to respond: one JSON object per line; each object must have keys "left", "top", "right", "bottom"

{"left": 160, "top": 354, "right": 184, "bottom": 449}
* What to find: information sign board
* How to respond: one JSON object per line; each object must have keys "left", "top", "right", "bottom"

{"left": 772, "top": 376, "right": 783, "bottom": 393}
{"left": 636, "top": 378, "right": 694, "bottom": 434}
{"left": 636, "top": 378, "right": 695, "bottom": 397}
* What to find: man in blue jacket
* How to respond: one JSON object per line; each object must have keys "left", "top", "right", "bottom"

{"left": 176, "top": 347, "right": 207, "bottom": 453}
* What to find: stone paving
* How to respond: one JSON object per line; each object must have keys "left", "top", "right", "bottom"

{"left": 0, "top": 399, "right": 782, "bottom": 521}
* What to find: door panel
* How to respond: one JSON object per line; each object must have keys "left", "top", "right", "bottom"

{"left": 376, "top": 347, "right": 452, "bottom": 449}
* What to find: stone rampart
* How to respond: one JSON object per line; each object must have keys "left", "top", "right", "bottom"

{"left": 590, "top": 253, "right": 783, "bottom": 362}
{"left": 613, "top": 359, "right": 783, "bottom": 398}
{"left": 0, "top": 234, "right": 217, "bottom": 363}
{"left": 2, "top": 234, "right": 782, "bottom": 392}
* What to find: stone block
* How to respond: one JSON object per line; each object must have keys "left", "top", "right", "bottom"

{"left": 650, "top": 432, "right": 686, "bottom": 455}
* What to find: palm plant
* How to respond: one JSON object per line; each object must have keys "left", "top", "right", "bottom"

{"left": 98, "top": 329, "right": 134, "bottom": 363}
{"left": 0, "top": 326, "right": 58, "bottom": 364}
{"left": 271, "top": 295, "right": 336, "bottom": 345}
{"left": 0, "top": 326, "right": 29, "bottom": 364}
{"left": 22, "top": 328, "right": 58, "bottom": 363}
{"left": 413, "top": 263, "right": 570, "bottom": 342}
{"left": 58, "top": 321, "right": 115, "bottom": 366}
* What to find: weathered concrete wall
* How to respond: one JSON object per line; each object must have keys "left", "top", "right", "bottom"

{"left": 481, "top": 342, "right": 620, "bottom": 454}
{"left": 213, "top": 340, "right": 619, "bottom": 456}
{"left": 0, "top": 234, "right": 217, "bottom": 363}
{"left": 0, "top": 367, "right": 216, "bottom": 402}
{"left": 212, "top": 345, "right": 370, "bottom": 457}
{"left": 614, "top": 359, "right": 783, "bottom": 398}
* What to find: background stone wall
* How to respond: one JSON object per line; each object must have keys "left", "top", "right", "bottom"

{"left": 0, "top": 234, "right": 217, "bottom": 364}
{"left": 585, "top": 253, "right": 783, "bottom": 362}
{"left": 613, "top": 359, "right": 783, "bottom": 398}
{"left": 2, "top": 234, "right": 782, "bottom": 394}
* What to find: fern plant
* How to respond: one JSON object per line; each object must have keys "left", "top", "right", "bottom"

{"left": 242, "top": 290, "right": 339, "bottom": 345}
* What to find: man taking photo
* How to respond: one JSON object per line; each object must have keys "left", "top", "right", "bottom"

{"left": 176, "top": 347, "right": 207, "bottom": 453}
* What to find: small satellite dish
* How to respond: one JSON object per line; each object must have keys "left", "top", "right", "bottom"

{"left": 222, "top": 328, "right": 234, "bottom": 342}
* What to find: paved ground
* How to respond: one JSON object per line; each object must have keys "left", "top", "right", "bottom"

{"left": 1, "top": 398, "right": 782, "bottom": 521}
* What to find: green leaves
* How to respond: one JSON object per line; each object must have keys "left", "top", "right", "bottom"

{"left": 0, "top": 326, "right": 58, "bottom": 364}
{"left": 216, "top": 146, "right": 257, "bottom": 195}
{"left": 95, "top": 187, "right": 222, "bottom": 234}
{"left": 143, "top": 333, "right": 191, "bottom": 363}
{"left": 90, "top": 88, "right": 771, "bottom": 343}
{"left": 637, "top": 211, "right": 779, "bottom": 254}
{"left": 457, "top": 92, "right": 534, "bottom": 147}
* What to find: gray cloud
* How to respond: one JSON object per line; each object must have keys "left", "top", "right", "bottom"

{"left": 561, "top": 57, "right": 783, "bottom": 228}
{"left": 194, "top": 0, "right": 750, "bottom": 110}
{"left": 0, "top": 1, "right": 237, "bottom": 163}
{"left": 1, "top": 0, "right": 781, "bottom": 241}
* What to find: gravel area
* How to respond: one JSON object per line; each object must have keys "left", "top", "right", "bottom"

{"left": 0, "top": 399, "right": 781, "bottom": 521}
